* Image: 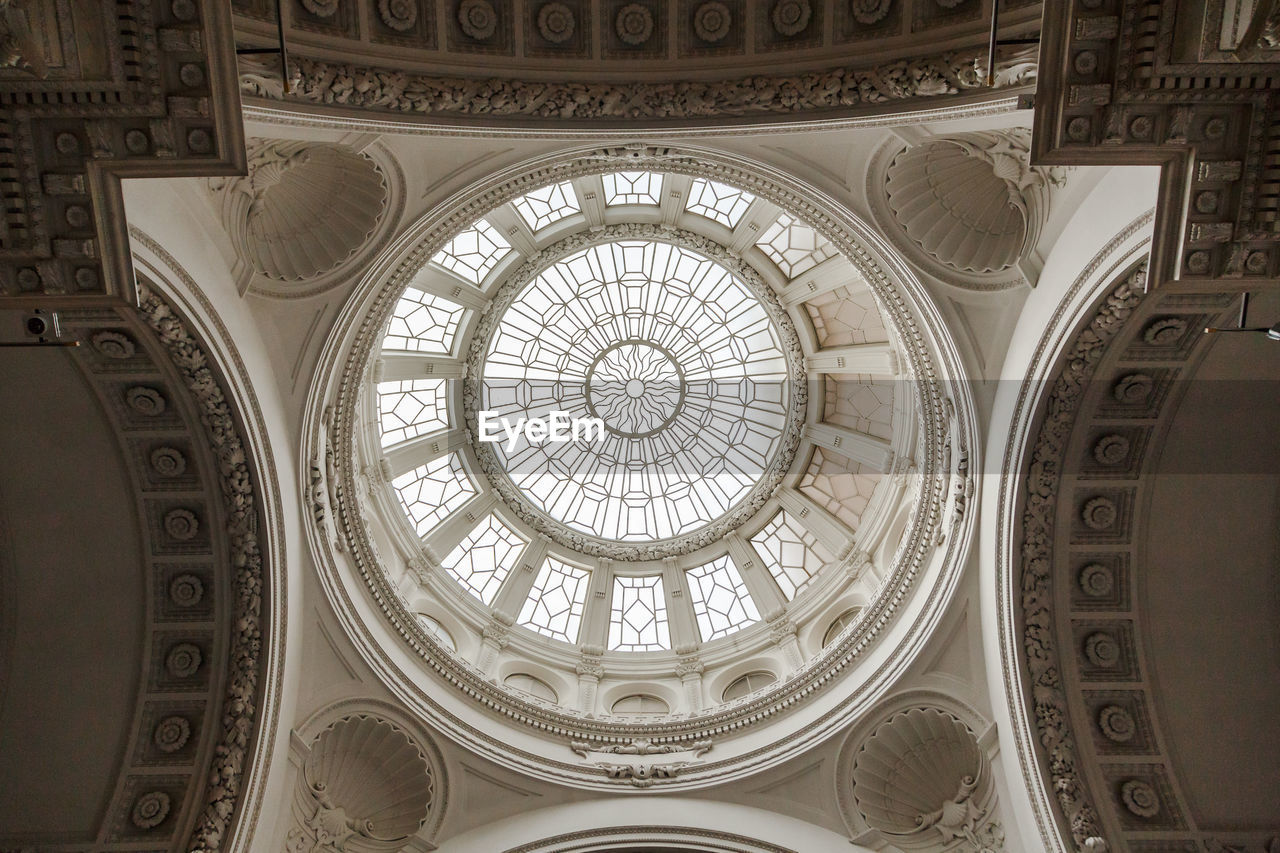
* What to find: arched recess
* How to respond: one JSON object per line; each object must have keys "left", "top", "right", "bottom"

{"left": 835, "top": 690, "right": 998, "bottom": 850}
{"left": 291, "top": 698, "right": 449, "bottom": 849}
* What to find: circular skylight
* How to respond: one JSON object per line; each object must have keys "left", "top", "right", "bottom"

{"left": 472, "top": 238, "right": 795, "bottom": 546}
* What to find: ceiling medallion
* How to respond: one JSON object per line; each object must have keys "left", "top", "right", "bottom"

{"left": 771, "top": 0, "right": 811, "bottom": 36}
{"left": 615, "top": 3, "right": 654, "bottom": 45}
{"left": 851, "top": 0, "right": 891, "bottom": 25}
{"left": 537, "top": 2, "right": 576, "bottom": 42}
{"left": 464, "top": 224, "right": 806, "bottom": 560}
{"left": 692, "top": 1, "right": 731, "bottom": 42}
{"left": 379, "top": 0, "right": 418, "bottom": 30}
{"left": 458, "top": 0, "right": 498, "bottom": 39}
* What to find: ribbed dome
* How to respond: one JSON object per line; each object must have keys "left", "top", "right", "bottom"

{"left": 851, "top": 708, "right": 987, "bottom": 836}
{"left": 885, "top": 139, "right": 1026, "bottom": 274}
{"left": 303, "top": 715, "right": 434, "bottom": 841}
{"left": 238, "top": 142, "right": 389, "bottom": 282}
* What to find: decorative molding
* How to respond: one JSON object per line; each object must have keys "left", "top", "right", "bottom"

{"left": 237, "top": 44, "right": 1036, "bottom": 123}
{"left": 0, "top": 0, "right": 246, "bottom": 306}
{"left": 501, "top": 825, "right": 795, "bottom": 853}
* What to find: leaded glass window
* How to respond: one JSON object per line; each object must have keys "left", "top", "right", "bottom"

{"left": 512, "top": 181, "right": 580, "bottom": 231}
{"left": 685, "top": 555, "right": 759, "bottom": 642}
{"left": 384, "top": 290, "right": 464, "bottom": 353}
{"left": 392, "top": 453, "right": 476, "bottom": 536}
{"left": 518, "top": 557, "right": 590, "bottom": 643}
{"left": 430, "top": 218, "right": 512, "bottom": 284}
{"left": 608, "top": 575, "right": 670, "bottom": 652}
{"left": 750, "top": 509, "right": 833, "bottom": 600}
{"left": 756, "top": 212, "right": 838, "bottom": 279}
{"left": 377, "top": 378, "right": 448, "bottom": 448}
{"left": 684, "top": 178, "right": 754, "bottom": 228}
{"left": 440, "top": 514, "right": 525, "bottom": 605}
{"left": 602, "top": 171, "right": 663, "bottom": 206}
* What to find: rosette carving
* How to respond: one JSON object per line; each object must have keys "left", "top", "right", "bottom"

{"left": 379, "top": 0, "right": 418, "bottom": 30}
{"left": 537, "top": 2, "right": 575, "bottom": 42}
{"left": 693, "top": 1, "right": 731, "bottom": 41}
{"left": 615, "top": 3, "right": 653, "bottom": 44}
{"left": 771, "top": 0, "right": 811, "bottom": 35}
{"left": 458, "top": 0, "right": 498, "bottom": 38}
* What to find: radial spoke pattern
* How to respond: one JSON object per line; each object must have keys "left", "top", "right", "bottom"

{"left": 512, "top": 181, "right": 580, "bottom": 232}
{"left": 441, "top": 514, "right": 526, "bottom": 605}
{"left": 385, "top": 290, "right": 464, "bottom": 353}
{"left": 519, "top": 557, "right": 591, "bottom": 643}
{"left": 756, "top": 212, "right": 838, "bottom": 279}
{"left": 481, "top": 239, "right": 790, "bottom": 543}
{"left": 685, "top": 178, "right": 755, "bottom": 228}
{"left": 602, "top": 171, "right": 663, "bottom": 206}
{"left": 608, "top": 575, "right": 670, "bottom": 651}
{"left": 750, "top": 509, "right": 833, "bottom": 600}
{"left": 431, "top": 218, "right": 512, "bottom": 284}
{"left": 392, "top": 453, "right": 477, "bottom": 536}
{"left": 685, "top": 555, "right": 759, "bottom": 641}
{"left": 377, "top": 378, "right": 449, "bottom": 447}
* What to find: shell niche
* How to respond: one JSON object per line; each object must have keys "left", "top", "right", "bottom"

{"left": 851, "top": 708, "right": 992, "bottom": 842}
{"left": 302, "top": 715, "right": 434, "bottom": 844}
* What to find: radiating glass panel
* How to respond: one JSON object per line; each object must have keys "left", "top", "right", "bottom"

{"left": 512, "top": 181, "right": 581, "bottom": 232}
{"left": 377, "top": 378, "right": 448, "bottom": 448}
{"left": 392, "top": 453, "right": 476, "bottom": 536}
{"left": 755, "top": 211, "right": 838, "bottom": 279}
{"left": 441, "top": 514, "right": 525, "bottom": 605}
{"left": 430, "top": 218, "right": 512, "bottom": 284}
{"left": 608, "top": 575, "right": 670, "bottom": 652}
{"left": 384, "top": 290, "right": 464, "bottom": 353}
{"left": 685, "top": 555, "right": 759, "bottom": 642}
{"left": 750, "top": 509, "right": 834, "bottom": 600}
{"left": 602, "top": 171, "right": 663, "bottom": 206}
{"left": 518, "top": 557, "right": 590, "bottom": 643}
{"left": 684, "top": 178, "right": 754, "bottom": 228}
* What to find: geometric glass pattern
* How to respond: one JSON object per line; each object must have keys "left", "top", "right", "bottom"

{"left": 430, "top": 218, "right": 512, "bottom": 284}
{"left": 822, "top": 606, "right": 864, "bottom": 647}
{"left": 377, "top": 378, "right": 448, "bottom": 448}
{"left": 755, "top": 211, "right": 839, "bottom": 279}
{"left": 798, "top": 447, "right": 881, "bottom": 531}
{"left": 608, "top": 575, "right": 670, "bottom": 652}
{"left": 684, "top": 178, "right": 755, "bottom": 228}
{"left": 518, "top": 557, "right": 590, "bottom": 643}
{"left": 749, "top": 509, "right": 833, "bottom": 600}
{"left": 512, "top": 181, "right": 581, "bottom": 232}
{"left": 602, "top": 171, "right": 663, "bottom": 206}
{"left": 384, "top": 290, "right": 464, "bottom": 353}
{"left": 610, "top": 694, "right": 669, "bottom": 714}
{"left": 391, "top": 452, "right": 476, "bottom": 536}
{"left": 441, "top": 514, "right": 526, "bottom": 605}
{"left": 823, "top": 377, "right": 894, "bottom": 442}
{"left": 416, "top": 613, "right": 457, "bottom": 651}
{"left": 685, "top": 555, "right": 759, "bottom": 641}
{"left": 481, "top": 239, "right": 789, "bottom": 543}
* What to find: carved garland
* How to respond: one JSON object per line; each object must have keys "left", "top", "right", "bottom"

{"left": 1017, "top": 262, "right": 1148, "bottom": 846}
{"left": 316, "top": 146, "right": 955, "bottom": 775}
{"left": 135, "top": 283, "right": 266, "bottom": 853}
{"left": 460, "top": 222, "right": 807, "bottom": 560}
{"left": 238, "top": 45, "right": 1037, "bottom": 121}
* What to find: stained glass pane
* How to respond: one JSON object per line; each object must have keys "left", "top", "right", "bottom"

{"left": 392, "top": 453, "right": 476, "bottom": 536}
{"left": 384, "top": 290, "right": 464, "bottom": 354}
{"left": 685, "top": 555, "right": 759, "bottom": 641}
{"left": 441, "top": 514, "right": 526, "bottom": 605}
{"left": 608, "top": 575, "right": 670, "bottom": 651}
{"left": 518, "top": 557, "right": 590, "bottom": 643}
{"left": 750, "top": 509, "right": 833, "bottom": 600}
{"left": 602, "top": 171, "right": 663, "bottom": 206}
{"left": 513, "top": 181, "right": 581, "bottom": 232}
{"left": 684, "top": 178, "right": 754, "bottom": 228}
{"left": 377, "top": 378, "right": 448, "bottom": 448}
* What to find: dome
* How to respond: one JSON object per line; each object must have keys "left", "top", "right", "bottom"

{"left": 307, "top": 145, "right": 965, "bottom": 788}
